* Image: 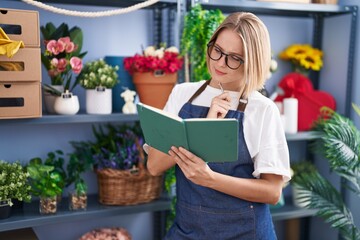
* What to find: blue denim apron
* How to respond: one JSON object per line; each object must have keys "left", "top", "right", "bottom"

{"left": 165, "top": 81, "right": 276, "bottom": 240}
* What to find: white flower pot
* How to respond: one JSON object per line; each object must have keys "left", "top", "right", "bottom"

{"left": 86, "top": 88, "right": 112, "bottom": 114}
{"left": 54, "top": 92, "right": 80, "bottom": 115}
{"left": 43, "top": 85, "right": 64, "bottom": 114}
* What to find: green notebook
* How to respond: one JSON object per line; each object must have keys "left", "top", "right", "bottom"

{"left": 137, "top": 103, "right": 239, "bottom": 162}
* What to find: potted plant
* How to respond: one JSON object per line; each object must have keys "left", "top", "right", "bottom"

{"left": 291, "top": 105, "right": 360, "bottom": 239}
{"left": 70, "top": 123, "right": 162, "bottom": 206}
{"left": 27, "top": 157, "right": 64, "bottom": 215}
{"left": 0, "top": 160, "right": 32, "bottom": 219}
{"left": 123, "top": 44, "right": 183, "bottom": 109}
{"left": 40, "top": 22, "right": 87, "bottom": 114}
{"left": 76, "top": 58, "right": 119, "bottom": 114}
{"left": 66, "top": 152, "right": 92, "bottom": 211}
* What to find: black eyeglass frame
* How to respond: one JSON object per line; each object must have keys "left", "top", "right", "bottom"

{"left": 207, "top": 42, "right": 245, "bottom": 70}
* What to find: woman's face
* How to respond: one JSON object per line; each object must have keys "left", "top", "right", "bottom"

{"left": 208, "top": 28, "right": 245, "bottom": 91}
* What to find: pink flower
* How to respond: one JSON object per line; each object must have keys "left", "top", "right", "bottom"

{"left": 57, "top": 58, "right": 67, "bottom": 73}
{"left": 59, "top": 37, "right": 77, "bottom": 53}
{"left": 46, "top": 40, "right": 65, "bottom": 55}
{"left": 50, "top": 58, "right": 59, "bottom": 67}
{"left": 70, "top": 57, "right": 83, "bottom": 74}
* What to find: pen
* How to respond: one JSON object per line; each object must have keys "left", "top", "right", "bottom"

{"left": 219, "top": 82, "right": 224, "bottom": 93}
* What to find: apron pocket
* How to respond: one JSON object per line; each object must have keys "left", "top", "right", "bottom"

{"left": 171, "top": 201, "right": 255, "bottom": 240}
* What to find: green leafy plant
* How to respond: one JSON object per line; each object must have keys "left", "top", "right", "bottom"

{"left": 27, "top": 156, "right": 64, "bottom": 198}
{"left": 291, "top": 105, "right": 360, "bottom": 240}
{"left": 0, "top": 160, "right": 32, "bottom": 206}
{"left": 290, "top": 161, "right": 317, "bottom": 183}
{"left": 42, "top": 150, "right": 67, "bottom": 190}
{"left": 66, "top": 153, "right": 91, "bottom": 195}
{"left": 41, "top": 22, "right": 87, "bottom": 95}
{"left": 181, "top": 4, "right": 224, "bottom": 82}
{"left": 77, "top": 58, "right": 119, "bottom": 89}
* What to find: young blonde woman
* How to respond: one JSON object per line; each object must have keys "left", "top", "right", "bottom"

{"left": 145, "top": 12, "right": 291, "bottom": 239}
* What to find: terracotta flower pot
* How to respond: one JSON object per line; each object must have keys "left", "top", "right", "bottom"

{"left": 132, "top": 71, "right": 177, "bottom": 109}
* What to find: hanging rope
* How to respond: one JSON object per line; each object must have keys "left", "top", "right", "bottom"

{"left": 21, "top": 0, "right": 160, "bottom": 18}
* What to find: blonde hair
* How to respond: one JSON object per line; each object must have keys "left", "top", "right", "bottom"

{"left": 207, "top": 12, "right": 271, "bottom": 98}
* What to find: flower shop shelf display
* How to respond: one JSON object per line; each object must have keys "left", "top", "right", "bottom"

{"left": 71, "top": 124, "right": 163, "bottom": 206}
{"left": 77, "top": 59, "right": 119, "bottom": 114}
{"left": 41, "top": 22, "right": 87, "bottom": 115}
{"left": 124, "top": 45, "right": 183, "bottom": 109}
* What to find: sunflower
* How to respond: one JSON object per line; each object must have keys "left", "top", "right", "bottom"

{"left": 279, "top": 44, "right": 323, "bottom": 73}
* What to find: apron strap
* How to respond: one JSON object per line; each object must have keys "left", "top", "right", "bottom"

{"left": 187, "top": 80, "right": 248, "bottom": 111}
{"left": 187, "top": 80, "right": 211, "bottom": 103}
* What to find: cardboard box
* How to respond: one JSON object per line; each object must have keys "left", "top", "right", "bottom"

{"left": 0, "top": 8, "right": 40, "bottom": 48}
{"left": 0, "top": 81, "right": 42, "bottom": 119}
{"left": 0, "top": 48, "right": 41, "bottom": 82}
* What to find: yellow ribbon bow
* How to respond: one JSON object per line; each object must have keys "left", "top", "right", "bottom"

{"left": 0, "top": 27, "right": 25, "bottom": 58}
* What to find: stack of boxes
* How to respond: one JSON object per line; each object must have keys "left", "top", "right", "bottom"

{"left": 0, "top": 8, "right": 42, "bottom": 119}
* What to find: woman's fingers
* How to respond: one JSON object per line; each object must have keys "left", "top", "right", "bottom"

{"left": 207, "top": 92, "right": 231, "bottom": 118}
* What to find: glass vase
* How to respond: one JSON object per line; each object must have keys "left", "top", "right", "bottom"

{"left": 39, "top": 196, "right": 57, "bottom": 215}
{"left": 69, "top": 192, "right": 87, "bottom": 211}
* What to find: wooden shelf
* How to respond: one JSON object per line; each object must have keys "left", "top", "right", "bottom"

{"left": 0, "top": 194, "right": 171, "bottom": 232}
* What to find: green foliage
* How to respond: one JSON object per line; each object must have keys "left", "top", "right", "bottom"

{"left": 66, "top": 153, "right": 90, "bottom": 195}
{"left": 77, "top": 59, "right": 119, "bottom": 89}
{"left": 181, "top": 4, "right": 224, "bottom": 82}
{"left": 164, "top": 166, "right": 176, "bottom": 230}
{"left": 292, "top": 106, "right": 360, "bottom": 240}
{"left": 43, "top": 150, "right": 67, "bottom": 189}
{"left": 27, "top": 158, "right": 64, "bottom": 198}
{"left": 0, "top": 161, "right": 32, "bottom": 206}
{"left": 291, "top": 161, "right": 317, "bottom": 182}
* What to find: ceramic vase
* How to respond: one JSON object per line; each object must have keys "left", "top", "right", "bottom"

{"left": 54, "top": 91, "right": 80, "bottom": 115}
{"left": 132, "top": 71, "right": 177, "bottom": 109}
{"left": 85, "top": 87, "right": 112, "bottom": 114}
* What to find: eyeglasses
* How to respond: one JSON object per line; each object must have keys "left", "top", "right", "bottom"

{"left": 207, "top": 42, "right": 244, "bottom": 70}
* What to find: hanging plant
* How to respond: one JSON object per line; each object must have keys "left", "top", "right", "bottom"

{"left": 181, "top": 4, "right": 224, "bottom": 82}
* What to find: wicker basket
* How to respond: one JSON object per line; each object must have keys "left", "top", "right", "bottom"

{"left": 97, "top": 166, "right": 163, "bottom": 205}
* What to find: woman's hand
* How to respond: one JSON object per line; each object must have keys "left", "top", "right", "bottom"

{"left": 207, "top": 92, "right": 231, "bottom": 118}
{"left": 169, "top": 146, "right": 215, "bottom": 187}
